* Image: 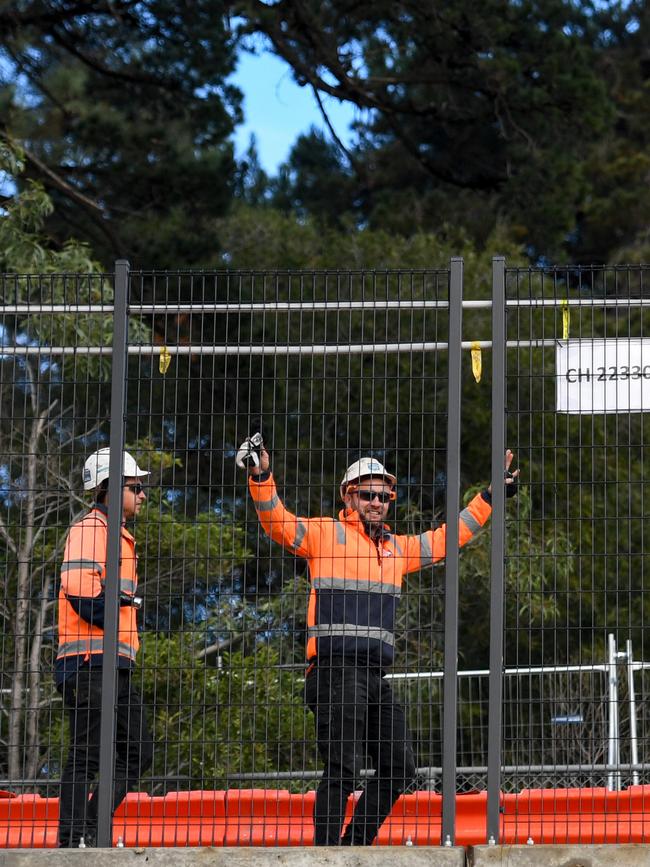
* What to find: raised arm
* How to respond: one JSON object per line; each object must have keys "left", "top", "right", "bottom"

{"left": 239, "top": 435, "right": 312, "bottom": 558}
{"left": 398, "top": 490, "right": 493, "bottom": 574}
{"left": 398, "top": 449, "right": 519, "bottom": 573}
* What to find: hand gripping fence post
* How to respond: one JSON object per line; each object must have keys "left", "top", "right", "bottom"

{"left": 486, "top": 256, "right": 507, "bottom": 843}
{"left": 441, "top": 257, "right": 464, "bottom": 845}
{"left": 96, "top": 260, "right": 130, "bottom": 848}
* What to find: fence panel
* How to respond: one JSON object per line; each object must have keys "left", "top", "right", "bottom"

{"left": 0, "top": 267, "right": 468, "bottom": 847}
{"left": 500, "top": 265, "right": 650, "bottom": 843}
{"left": 0, "top": 271, "right": 118, "bottom": 848}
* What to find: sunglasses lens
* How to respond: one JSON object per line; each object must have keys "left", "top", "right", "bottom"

{"left": 358, "top": 491, "right": 391, "bottom": 503}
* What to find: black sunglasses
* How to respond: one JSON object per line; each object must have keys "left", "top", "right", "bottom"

{"left": 355, "top": 489, "right": 396, "bottom": 504}
{"left": 124, "top": 483, "right": 146, "bottom": 494}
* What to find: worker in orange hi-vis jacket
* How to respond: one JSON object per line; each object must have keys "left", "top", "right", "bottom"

{"left": 56, "top": 448, "right": 153, "bottom": 848}
{"left": 237, "top": 435, "right": 519, "bottom": 846}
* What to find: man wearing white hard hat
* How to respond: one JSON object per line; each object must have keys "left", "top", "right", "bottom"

{"left": 237, "top": 434, "right": 518, "bottom": 846}
{"left": 56, "top": 448, "right": 153, "bottom": 847}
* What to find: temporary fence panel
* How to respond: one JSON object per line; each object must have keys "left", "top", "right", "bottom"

{"left": 124, "top": 266, "right": 457, "bottom": 847}
{"left": 489, "top": 265, "right": 650, "bottom": 843}
{"left": 0, "top": 270, "right": 119, "bottom": 845}
{"left": 0, "top": 265, "right": 470, "bottom": 847}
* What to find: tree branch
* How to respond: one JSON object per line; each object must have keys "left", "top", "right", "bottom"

{"left": 19, "top": 143, "right": 123, "bottom": 252}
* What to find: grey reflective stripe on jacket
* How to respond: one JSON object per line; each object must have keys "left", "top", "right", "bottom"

{"left": 313, "top": 577, "right": 401, "bottom": 596}
{"left": 291, "top": 520, "right": 307, "bottom": 551}
{"left": 255, "top": 494, "right": 280, "bottom": 512}
{"left": 98, "top": 578, "right": 138, "bottom": 593}
{"left": 61, "top": 559, "right": 104, "bottom": 576}
{"left": 57, "top": 639, "right": 137, "bottom": 661}
{"left": 459, "top": 506, "right": 482, "bottom": 535}
{"left": 417, "top": 533, "right": 434, "bottom": 567}
{"left": 308, "top": 624, "right": 395, "bottom": 647}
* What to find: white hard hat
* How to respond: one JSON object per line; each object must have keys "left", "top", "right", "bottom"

{"left": 82, "top": 448, "right": 149, "bottom": 491}
{"left": 340, "top": 457, "right": 397, "bottom": 500}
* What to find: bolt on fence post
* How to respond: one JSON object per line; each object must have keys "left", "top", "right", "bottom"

{"left": 486, "top": 256, "right": 506, "bottom": 843}
{"left": 441, "top": 257, "right": 463, "bottom": 846}
{"left": 96, "top": 259, "right": 130, "bottom": 847}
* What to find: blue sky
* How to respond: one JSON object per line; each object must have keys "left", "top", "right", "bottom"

{"left": 232, "top": 49, "right": 356, "bottom": 175}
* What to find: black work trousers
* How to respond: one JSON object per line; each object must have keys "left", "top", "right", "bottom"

{"left": 58, "top": 666, "right": 153, "bottom": 847}
{"left": 305, "top": 661, "right": 416, "bottom": 846}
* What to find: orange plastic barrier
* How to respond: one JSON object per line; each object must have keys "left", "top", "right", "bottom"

{"left": 1, "top": 787, "right": 650, "bottom": 847}
{"left": 222, "top": 789, "right": 314, "bottom": 846}
{"left": 113, "top": 791, "right": 227, "bottom": 847}
{"left": 0, "top": 794, "right": 59, "bottom": 848}
{"left": 498, "top": 786, "right": 650, "bottom": 845}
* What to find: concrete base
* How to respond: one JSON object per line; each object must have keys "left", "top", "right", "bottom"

{"left": 0, "top": 848, "right": 465, "bottom": 867}
{"left": 469, "top": 844, "right": 650, "bottom": 866}
{"left": 6, "top": 846, "right": 650, "bottom": 867}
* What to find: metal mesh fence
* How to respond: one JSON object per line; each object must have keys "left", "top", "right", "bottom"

{"left": 497, "top": 265, "right": 650, "bottom": 842}
{"left": 0, "top": 272, "right": 115, "bottom": 803}
{"left": 125, "top": 269, "right": 450, "bottom": 805}
{"left": 1, "top": 261, "right": 650, "bottom": 847}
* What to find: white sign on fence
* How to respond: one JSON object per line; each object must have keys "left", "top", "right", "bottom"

{"left": 556, "top": 339, "right": 650, "bottom": 414}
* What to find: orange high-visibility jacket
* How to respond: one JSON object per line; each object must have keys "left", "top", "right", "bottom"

{"left": 249, "top": 474, "right": 492, "bottom": 667}
{"left": 57, "top": 507, "right": 139, "bottom": 665}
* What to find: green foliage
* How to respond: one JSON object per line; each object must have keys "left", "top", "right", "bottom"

{"left": 237, "top": 0, "right": 618, "bottom": 258}
{"left": 134, "top": 500, "right": 251, "bottom": 598}
{"left": 0, "top": 139, "right": 93, "bottom": 274}
{"left": 218, "top": 204, "right": 526, "bottom": 271}
{"left": 138, "top": 635, "right": 317, "bottom": 791}
{"left": 2, "top": 2, "right": 647, "bottom": 264}
{"left": 1, "top": 2, "right": 240, "bottom": 267}
{"left": 0, "top": 138, "right": 151, "bottom": 381}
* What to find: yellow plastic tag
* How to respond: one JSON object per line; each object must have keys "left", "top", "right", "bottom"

{"left": 159, "top": 346, "right": 172, "bottom": 375}
{"left": 471, "top": 341, "right": 482, "bottom": 383}
{"left": 561, "top": 299, "right": 570, "bottom": 340}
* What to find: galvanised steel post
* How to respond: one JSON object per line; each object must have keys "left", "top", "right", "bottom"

{"left": 441, "top": 257, "right": 463, "bottom": 846}
{"left": 486, "top": 256, "right": 506, "bottom": 843}
{"left": 96, "top": 260, "right": 130, "bottom": 847}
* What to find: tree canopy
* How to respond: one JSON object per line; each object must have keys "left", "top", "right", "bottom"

{"left": 235, "top": 0, "right": 640, "bottom": 260}
{"left": 1, "top": 1, "right": 648, "bottom": 264}
{"left": 0, "top": 1, "right": 241, "bottom": 267}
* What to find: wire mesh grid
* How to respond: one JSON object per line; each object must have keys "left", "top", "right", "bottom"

{"left": 0, "top": 272, "right": 117, "bottom": 838}
{"left": 502, "top": 265, "right": 650, "bottom": 842}
{"left": 124, "top": 269, "right": 454, "bottom": 846}
{"left": 1, "top": 267, "right": 475, "bottom": 847}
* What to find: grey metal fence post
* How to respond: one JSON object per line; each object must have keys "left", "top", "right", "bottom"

{"left": 96, "top": 259, "right": 130, "bottom": 847}
{"left": 441, "top": 257, "right": 464, "bottom": 846}
{"left": 486, "top": 256, "right": 506, "bottom": 843}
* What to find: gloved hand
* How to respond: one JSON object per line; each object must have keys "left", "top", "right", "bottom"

{"left": 487, "top": 449, "right": 520, "bottom": 498}
{"left": 236, "top": 433, "right": 264, "bottom": 469}
{"left": 504, "top": 469, "right": 518, "bottom": 498}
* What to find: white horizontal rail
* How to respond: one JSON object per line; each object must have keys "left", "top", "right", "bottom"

{"left": 130, "top": 301, "right": 448, "bottom": 312}
{"left": 0, "top": 339, "right": 564, "bottom": 356}
{"left": 2, "top": 298, "right": 650, "bottom": 314}
{"left": 387, "top": 663, "right": 612, "bottom": 681}
{"left": 0, "top": 304, "right": 115, "bottom": 313}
